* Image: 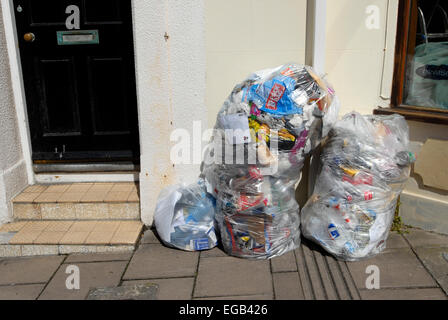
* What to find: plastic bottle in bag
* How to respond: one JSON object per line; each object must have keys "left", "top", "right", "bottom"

{"left": 201, "top": 63, "right": 340, "bottom": 259}
{"left": 301, "top": 112, "right": 415, "bottom": 261}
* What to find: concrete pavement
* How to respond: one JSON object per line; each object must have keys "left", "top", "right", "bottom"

{"left": 0, "top": 228, "right": 446, "bottom": 300}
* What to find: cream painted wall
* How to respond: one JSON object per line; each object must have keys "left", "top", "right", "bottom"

{"left": 205, "top": 0, "right": 399, "bottom": 123}
{"left": 325, "top": 0, "right": 398, "bottom": 116}
{"left": 205, "top": 0, "right": 308, "bottom": 128}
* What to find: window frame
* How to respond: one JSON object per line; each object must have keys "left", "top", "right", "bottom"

{"left": 374, "top": 0, "right": 448, "bottom": 125}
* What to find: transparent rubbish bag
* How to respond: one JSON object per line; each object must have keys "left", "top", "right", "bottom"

{"left": 301, "top": 112, "right": 415, "bottom": 261}
{"left": 201, "top": 63, "right": 340, "bottom": 259}
{"left": 154, "top": 179, "right": 218, "bottom": 251}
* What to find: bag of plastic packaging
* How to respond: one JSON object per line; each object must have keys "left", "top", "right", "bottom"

{"left": 301, "top": 112, "right": 416, "bottom": 261}
{"left": 154, "top": 179, "right": 218, "bottom": 251}
{"left": 201, "top": 63, "right": 340, "bottom": 259}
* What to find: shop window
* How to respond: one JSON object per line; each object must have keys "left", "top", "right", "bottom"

{"left": 375, "top": 0, "right": 448, "bottom": 124}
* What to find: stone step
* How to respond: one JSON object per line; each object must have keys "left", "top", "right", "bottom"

{"left": 0, "top": 220, "right": 144, "bottom": 257}
{"left": 399, "top": 177, "right": 448, "bottom": 235}
{"left": 12, "top": 183, "right": 140, "bottom": 221}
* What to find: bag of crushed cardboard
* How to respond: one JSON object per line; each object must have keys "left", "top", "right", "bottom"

{"left": 201, "top": 63, "right": 340, "bottom": 259}
{"left": 301, "top": 112, "right": 415, "bottom": 261}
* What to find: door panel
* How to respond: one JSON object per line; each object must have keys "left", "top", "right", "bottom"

{"left": 29, "top": 0, "right": 82, "bottom": 26}
{"left": 14, "top": 0, "right": 139, "bottom": 163}
{"left": 38, "top": 58, "right": 81, "bottom": 136}
{"left": 84, "top": 0, "right": 122, "bottom": 24}
{"left": 88, "top": 57, "right": 130, "bottom": 135}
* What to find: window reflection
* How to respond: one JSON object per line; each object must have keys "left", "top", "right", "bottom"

{"left": 404, "top": 0, "right": 448, "bottom": 110}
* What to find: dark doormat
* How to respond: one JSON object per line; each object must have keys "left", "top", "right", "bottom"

{"left": 86, "top": 283, "right": 158, "bottom": 300}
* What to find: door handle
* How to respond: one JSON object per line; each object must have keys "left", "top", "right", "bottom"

{"left": 23, "top": 33, "right": 35, "bottom": 42}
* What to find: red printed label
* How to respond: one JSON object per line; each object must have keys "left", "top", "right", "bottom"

{"left": 237, "top": 195, "right": 262, "bottom": 212}
{"left": 248, "top": 166, "right": 263, "bottom": 179}
{"left": 342, "top": 175, "right": 373, "bottom": 186}
{"left": 265, "top": 83, "right": 286, "bottom": 110}
{"left": 364, "top": 191, "right": 373, "bottom": 200}
{"left": 281, "top": 67, "right": 295, "bottom": 77}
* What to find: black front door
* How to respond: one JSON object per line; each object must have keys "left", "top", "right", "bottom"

{"left": 14, "top": 0, "right": 139, "bottom": 163}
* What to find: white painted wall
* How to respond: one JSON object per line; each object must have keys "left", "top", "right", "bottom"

{"left": 0, "top": 4, "right": 28, "bottom": 224}
{"left": 132, "top": 0, "right": 208, "bottom": 225}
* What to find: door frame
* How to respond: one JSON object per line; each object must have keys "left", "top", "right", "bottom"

{"left": 1, "top": 0, "right": 140, "bottom": 183}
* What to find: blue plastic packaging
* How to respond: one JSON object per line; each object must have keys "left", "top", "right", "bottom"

{"left": 242, "top": 75, "right": 303, "bottom": 116}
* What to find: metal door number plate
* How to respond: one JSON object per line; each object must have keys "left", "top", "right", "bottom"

{"left": 57, "top": 30, "right": 99, "bottom": 45}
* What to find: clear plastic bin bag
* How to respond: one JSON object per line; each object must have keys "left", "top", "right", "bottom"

{"left": 154, "top": 179, "right": 218, "bottom": 251}
{"left": 301, "top": 112, "right": 415, "bottom": 261}
{"left": 201, "top": 63, "right": 340, "bottom": 259}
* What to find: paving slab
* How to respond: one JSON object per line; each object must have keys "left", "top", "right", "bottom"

{"left": 39, "top": 261, "right": 127, "bottom": 300}
{"left": 346, "top": 248, "right": 437, "bottom": 289}
{"left": 194, "top": 256, "right": 272, "bottom": 298}
{"left": 65, "top": 252, "right": 133, "bottom": 263}
{"left": 298, "top": 243, "right": 328, "bottom": 299}
{"left": 384, "top": 232, "right": 409, "bottom": 249}
{"left": 123, "top": 244, "right": 199, "bottom": 280}
{"left": 327, "top": 258, "right": 359, "bottom": 300}
{"left": 314, "top": 251, "right": 339, "bottom": 300}
{"left": 297, "top": 241, "right": 359, "bottom": 300}
{"left": 294, "top": 247, "right": 314, "bottom": 300}
{"left": 140, "top": 229, "right": 161, "bottom": 244}
{"left": 86, "top": 284, "right": 158, "bottom": 300}
{"left": 272, "top": 272, "right": 304, "bottom": 300}
{"left": 0, "top": 256, "right": 64, "bottom": 285}
{"left": 415, "top": 247, "right": 448, "bottom": 295}
{"left": 0, "top": 284, "right": 45, "bottom": 300}
{"left": 122, "top": 278, "right": 195, "bottom": 300}
{"left": 404, "top": 229, "right": 448, "bottom": 248}
{"left": 359, "top": 288, "right": 447, "bottom": 300}
{"left": 270, "top": 250, "right": 297, "bottom": 273}
{"left": 201, "top": 247, "right": 230, "bottom": 258}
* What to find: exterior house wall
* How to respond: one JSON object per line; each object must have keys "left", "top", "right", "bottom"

{"left": 205, "top": 0, "right": 397, "bottom": 123}
{"left": 0, "top": 0, "right": 209, "bottom": 227}
{"left": 113, "top": 0, "right": 448, "bottom": 224}
{"left": 325, "top": 0, "right": 396, "bottom": 116}
{"left": 206, "top": 0, "right": 447, "bottom": 142}
{"left": 0, "top": 4, "right": 28, "bottom": 224}
{"left": 205, "top": 0, "right": 308, "bottom": 128}
{"left": 132, "top": 0, "right": 208, "bottom": 225}
{"left": 0, "top": 0, "right": 445, "bottom": 227}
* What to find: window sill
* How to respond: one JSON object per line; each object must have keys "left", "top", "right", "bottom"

{"left": 374, "top": 106, "right": 448, "bottom": 125}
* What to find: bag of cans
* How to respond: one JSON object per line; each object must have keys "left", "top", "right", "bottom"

{"left": 154, "top": 179, "right": 218, "bottom": 251}
{"left": 301, "top": 112, "right": 415, "bottom": 261}
{"left": 201, "top": 63, "right": 340, "bottom": 259}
